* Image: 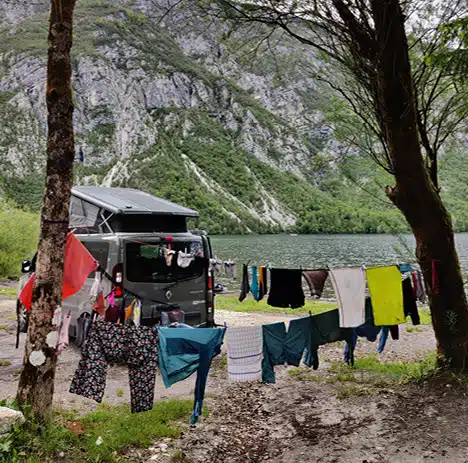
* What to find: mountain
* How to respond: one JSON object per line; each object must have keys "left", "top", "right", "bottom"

{"left": 0, "top": 0, "right": 466, "bottom": 234}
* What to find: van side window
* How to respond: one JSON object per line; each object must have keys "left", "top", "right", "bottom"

{"left": 81, "top": 242, "right": 110, "bottom": 277}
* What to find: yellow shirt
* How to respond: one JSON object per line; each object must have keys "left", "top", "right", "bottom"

{"left": 366, "top": 266, "right": 405, "bottom": 326}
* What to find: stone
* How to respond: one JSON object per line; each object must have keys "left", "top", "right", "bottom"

{"left": 0, "top": 406, "right": 25, "bottom": 437}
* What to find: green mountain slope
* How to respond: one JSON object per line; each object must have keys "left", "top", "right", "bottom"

{"left": 0, "top": 0, "right": 465, "bottom": 234}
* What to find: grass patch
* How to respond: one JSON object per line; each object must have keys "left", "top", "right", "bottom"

{"left": 0, "top": 202, "right": 39, "bottom": 279}
{"left": 216, "top": 296, "right": 335, "bottom": 316}
{"left": 406, "top": 326, "right": 424, "bottom": 333}
{"left": 419, "top": 308, "right": 431, "bottom": 325}
{"left": 0, "top": 286, "right": 17, "bottom": 298}
{"left": 329, "top": 353, "right": 438, "bottom": 384}
{"left": 0, "top": 359, "right": 11, "bottom": 366}
{"left": 0, "top": 324, "right": 7, "bottom": 330}
{"left": 1, "top": 399, "right": 193, "bottom": 462}
{"left": 115, "top": 388, "right": 124, "bottom": 398}
{"left": 336, "top": 384, "right": 376, "bottom": 399}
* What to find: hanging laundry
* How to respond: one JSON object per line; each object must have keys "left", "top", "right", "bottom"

{"left": 403, "top": 278, "right": 420, "bottom": 325}
{"left": 251, "top": 266, "right": 260, "bottom": 301}
{"left": 133, "top": 299, "right": 141, "bottom": 327}
{"left": 57, "top": 312, "right": 71, "bottom": 355}
{"left": 105, "top": 290, "right": 120, "bottom": 323}
{"left": 158, "top": 327, "right": 225, "bottom": 424}
{"left": 239, "top": 264, "right": 250, "bottom": 302}
{"left": 304, "top": 309, "right": 353, "bottom": 370}
{"left": 70, "top": 322, "right": 159, "bottom": 413}
{"left": 93, "top": 290, "right": 106, "bottom": 316}
{"left": 262, "top": 317, "right": 312, "bottom": 384}
{"left": 378, "top": 326, "right": 400, "bottom": 353}
{"left": 89, "top": 272, "right": 102, "bottom": 299}
{"left": 210, "top": 257, "right": 222, "bottom": 277}
{"left": 330, "top": 268, "right": 366, "bottom": 328}
{"left": 19, "top": 233, "right": 98, "bottom": 311}
{"left": 258, "top": 266, "right": 268, "bottom": 302}
{"left": 416, "top": 270, "right": 426, "bottom": 303}
{"left": 164, "top": 248, "right": 176, "bottom": 267}
{"left": 398, "top": 263, "right": 413, "bottom": 274}
{"left": 224, "top": 261, "right": 237, "bottom": 279}
{"left": 366, "top": 266, "right": 405, "bottom": 326}
{"left": 343, "top": 298, "right": 381, "bottom": 364}
{"left": 177, "top": 251, "right": 194, "bottom": 268}
{"left": 227, "top": 326, "right": 263, "bottom": 382}
{"left": 267, "top": 268, "right": 305, "bottom": 309}
{"left": 303, "top": 269, "right": 329, "bottom": 298}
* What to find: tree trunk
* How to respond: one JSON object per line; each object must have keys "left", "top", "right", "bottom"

{"left": 16, "top": 0, "right": 77, "bottom": 419}
{"left": 372, "top": 0, "right": 468, "bottom": 370}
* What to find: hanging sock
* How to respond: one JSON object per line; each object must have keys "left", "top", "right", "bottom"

{"left": 330, "top": 268, "right": 366, "bottom": 328}
{"left": 366, "top": 266, "right": 405, "bottom": 326}
{"left": 303, "top": 269, "right": 329, "bottom": 298}
{"left": 238, "top": 264, "right": 250, "bottom": 302}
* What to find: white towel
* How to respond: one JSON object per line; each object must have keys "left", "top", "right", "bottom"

{"left": 226, "top": 326, "right": 263, "bottom": 382}
{"left": 330, "top": 267, "right": 366, "bottom": 328}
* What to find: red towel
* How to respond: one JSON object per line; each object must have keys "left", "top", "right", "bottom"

{"left": 19, "top": 233, "right": 98, "bottom": 311}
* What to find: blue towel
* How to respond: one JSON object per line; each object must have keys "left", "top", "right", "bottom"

{"left": 158, "top": 327, "right": 225, "bottom": 424}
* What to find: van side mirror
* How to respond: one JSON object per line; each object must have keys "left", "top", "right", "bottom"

{"left": 21, "top": 260, "right": 32, "bottom": 274}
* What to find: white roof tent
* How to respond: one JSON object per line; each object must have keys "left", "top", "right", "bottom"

{"left": 69, "top": 186, "right": 199, "bottom": 234}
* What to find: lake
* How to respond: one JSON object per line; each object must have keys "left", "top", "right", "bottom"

{"left": 211, "top": 233, "right": 468, "bottom": 272}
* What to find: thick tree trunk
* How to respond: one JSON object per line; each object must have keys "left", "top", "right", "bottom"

{"left": 372, "top": 0, "right": 468, "bottom": 370}
{"left": 16, "top": 0, "right": 76, "bottom": 419}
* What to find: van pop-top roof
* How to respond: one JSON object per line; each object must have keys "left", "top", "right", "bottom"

{"left": 70, "top": 187, "right": 199, "bottom": 234}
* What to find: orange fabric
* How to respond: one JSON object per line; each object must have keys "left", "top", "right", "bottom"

{"left": 19, "top": 233, "right": 98, "bottom": 311}
{"left": 93, "top": 291, "right": 106, "bottom": 316}
{"left": 124, "top": 300, "right": 135, "bottom": 322}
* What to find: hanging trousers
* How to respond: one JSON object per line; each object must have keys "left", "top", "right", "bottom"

{"left": 70, "top": 321, "right": 158, "bottom": 413}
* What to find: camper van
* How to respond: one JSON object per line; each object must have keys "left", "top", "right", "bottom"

{"left": 17, "top": 187, "right": 215, "bottom": 342}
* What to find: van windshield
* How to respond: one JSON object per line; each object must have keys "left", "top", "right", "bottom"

{"left": 125, "top": 241, "right": 205, "bottom": 283}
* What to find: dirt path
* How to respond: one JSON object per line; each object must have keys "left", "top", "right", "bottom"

{"left": 4, "top": 298, "right": 466, "bottom": 462}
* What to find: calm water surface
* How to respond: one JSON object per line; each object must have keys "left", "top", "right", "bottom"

{"left": 211, "top": 233, "right": 468, "bottom": 271}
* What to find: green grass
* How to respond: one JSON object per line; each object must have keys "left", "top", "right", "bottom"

{"left": 115, "top": 388, "right": 124, "bottom": 398}
{"left": 0, "top": 360, "right": 11, "bottom": 366}
{"left": 216, "top": 295, "right": 335, "bottom": 315}
{"left": 0, "top": 202, "right": 39, "bottom": 279}
{"left": 1, "top": 400, "right": 194, "bottom": 463}
{"left": 419, "top": 308, "right": 431, "bottom": 325}
{"left": 0, "top": 287, "right": 17, "bottom": 299}
{"left": 406, "top": 326, "right": 424, "bottom": 333}
{"left": 329, "top": 353, "right": 439, "bottom": 383}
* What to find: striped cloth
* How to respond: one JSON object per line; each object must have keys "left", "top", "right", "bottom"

{"left": 226, "top": 326, "right": 263, "bottom": 382}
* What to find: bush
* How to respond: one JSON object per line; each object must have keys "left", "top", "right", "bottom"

{"left": 0, "top": 203, "right": 39, "bottom": 279}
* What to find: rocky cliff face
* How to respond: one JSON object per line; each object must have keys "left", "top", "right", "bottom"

{"left": 0, "top": 0, "right": 448, "bottom": 233}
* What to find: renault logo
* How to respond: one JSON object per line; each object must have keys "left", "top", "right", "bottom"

{"left": 165, "top": 290, "right": 172, "bottom": 301}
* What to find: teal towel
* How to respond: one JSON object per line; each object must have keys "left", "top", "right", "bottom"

{"left": 158, "top": 327, "right": 225, "bottom": 424}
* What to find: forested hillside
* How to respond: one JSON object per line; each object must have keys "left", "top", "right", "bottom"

{"left": 0, "top": 0, "right": 466, "bottom": 235}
